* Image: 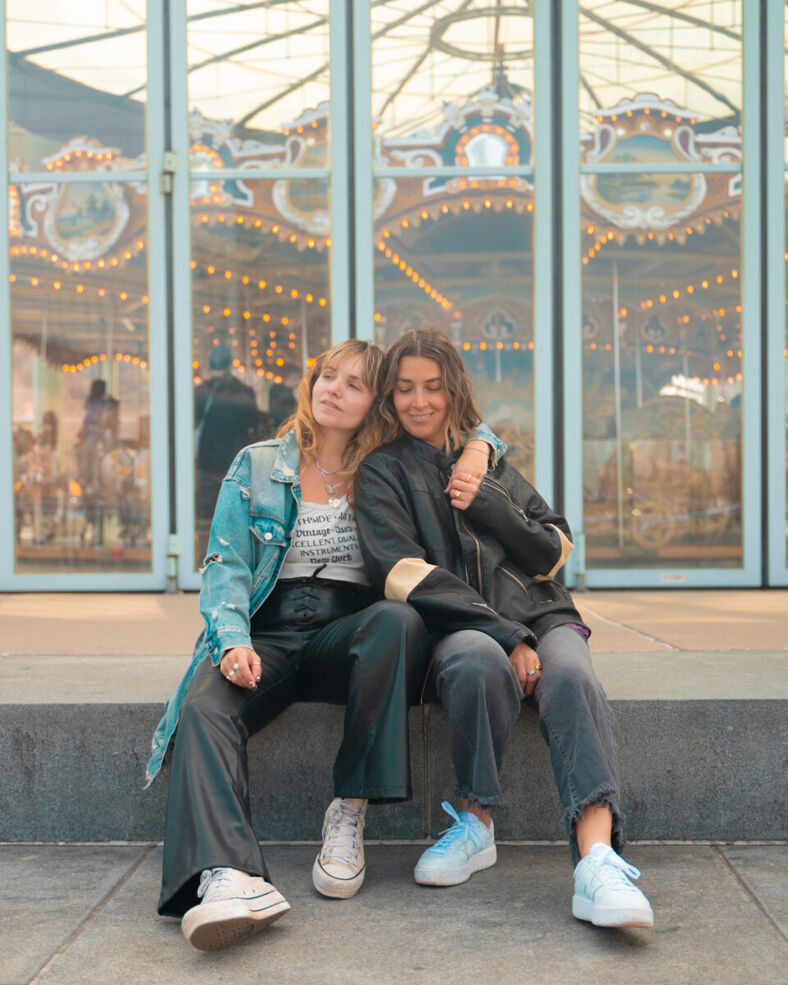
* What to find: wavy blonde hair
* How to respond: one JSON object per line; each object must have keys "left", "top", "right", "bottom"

{"left": 277, "top": 339, "right": 385, "bottom": 500}
{"left": 379, "top": 327, "right": 481, "bottom": 452}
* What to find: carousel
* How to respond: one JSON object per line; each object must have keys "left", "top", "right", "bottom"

{"left": 7, "top": 2, "right": 752, "bottom": 570}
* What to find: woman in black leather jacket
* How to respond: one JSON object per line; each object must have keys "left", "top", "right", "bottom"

{"left": 354, "top": 327, "right": 654, "bottom": 929}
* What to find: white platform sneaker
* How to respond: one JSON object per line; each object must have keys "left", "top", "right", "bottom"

{"left": 572, "top": 843, "right": 654, "bottom": 928}
{"left": 181, "top": 867, "right": 290, "bottom": 950}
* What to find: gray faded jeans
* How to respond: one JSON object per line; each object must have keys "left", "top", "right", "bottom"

{"left": 424, "top": 624, "right": 622, "bottom": 863}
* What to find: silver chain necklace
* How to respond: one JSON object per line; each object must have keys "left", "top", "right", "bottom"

{"left": 313, "top": 453, "right": 343, "bottom": 509}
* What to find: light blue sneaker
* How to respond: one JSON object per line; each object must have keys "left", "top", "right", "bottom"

{"left": 572, "top": 843, "right": 654, "bottom": 928}
{"left": 414, "top": 801, "right": 496, "bottom": 886}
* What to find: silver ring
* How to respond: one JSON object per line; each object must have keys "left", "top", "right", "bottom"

{"left": 228, "top": 668, "right": 237, "bottom": 678}
{"left": 232, "top": 662, "right": 239, "bottom": 671}
{"left": 526, "top": 669, "right": 537, "bottom": 677}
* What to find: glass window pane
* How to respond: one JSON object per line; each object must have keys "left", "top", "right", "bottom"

{"left": 580, "top": 176, "right": 742, "bottom": 568}
{"left": 7, "top": 1, "right": 147, "bottom": 171}
{"left": 187, "top": 1, "right": 330, "bottom": 157}
{"left": 191, "top": 178, "right": 331, "bottom": 566}
{"left": 372, "top": 177, "right": 535, "bottom": 481}
{"left": 578, "top": 2, "right": 742, "bottom": 162}
{"left": 371, "top": 3, "right": 535, "bottom": 161}
{"left": 10, "top": 181, "right": 152, "bottom": 572}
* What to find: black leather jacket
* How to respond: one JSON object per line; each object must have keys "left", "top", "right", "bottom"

{"left": 355, "top": 434, "right": 586, "bottom": 651}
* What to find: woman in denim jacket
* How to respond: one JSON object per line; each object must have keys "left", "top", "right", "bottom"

{"left": 147, "top": 339, "right": 498, "bottom": 952}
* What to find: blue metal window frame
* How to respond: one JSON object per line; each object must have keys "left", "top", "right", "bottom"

{"left": 0, "top": 1, "right": 170, "bottom": 590}
{"left": 172, "top": 0, "right": 351, "bottom": 588}
{"left": 766, "top": 0, "right": 787, "bottom": 585}
{"left": 353, "top": 0, "right": 556, "bottom": 500}
{"left": 561, "top": 0, "right": 762, "bottom": 588}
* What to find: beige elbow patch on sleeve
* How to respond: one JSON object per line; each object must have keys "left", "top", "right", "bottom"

{"left": 533, "top": 525, "right": 574, "bottom": 582}
{"left": 385, "top": 557, "right": 437, "bottom": 601}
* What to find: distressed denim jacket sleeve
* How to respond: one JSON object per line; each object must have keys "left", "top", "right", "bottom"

{"left": 468, "top": 422, "right": 507, "bottom": 467}
{"left": 145, "top": 435, "right": 300, "bottom": 787}
{"left": 199, "top": 448, "right": 258, "bottom": 664}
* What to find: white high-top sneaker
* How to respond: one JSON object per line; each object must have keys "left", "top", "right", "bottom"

{"left": 312, "top": 797, "right": 367, "bottom": 898}
{"left": 181, "top": 867, "right": 290, "bottom": 950}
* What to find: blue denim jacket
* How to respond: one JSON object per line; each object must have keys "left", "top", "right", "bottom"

{"left": 145, "top": 425, "right": 504, "bottom": 785}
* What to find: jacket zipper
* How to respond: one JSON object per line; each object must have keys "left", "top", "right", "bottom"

{"left": 459, "top": 514, "right": 483, "bottom": 592}
{"left": 498, "top": 563, "right": 530, "bottom": 597}
{"left": 483, "top": 476, "right": 528, "bottom": 521}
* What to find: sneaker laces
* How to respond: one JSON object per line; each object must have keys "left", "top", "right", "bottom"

{"left": 196, "top": 867, "right": 234, "bottom": 903}
{"left": 428, "top": 801, "right": 487, "bottom": 856}
{"left": 590, "top": 845, "right": 642, "bottom": 888}
{"left": 321, "top": 799, "right": 365, "bottom": 867}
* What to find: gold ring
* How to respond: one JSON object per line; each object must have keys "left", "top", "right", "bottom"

{"left": 453, "top": 490, "right": 461, "bottom": 499}
{"left": 535, "top": 663, "right": 542, "bottom": 671}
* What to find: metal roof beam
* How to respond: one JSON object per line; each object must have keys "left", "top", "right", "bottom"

{"left": 579, "top": 5, "right": 740, "bottom": 118}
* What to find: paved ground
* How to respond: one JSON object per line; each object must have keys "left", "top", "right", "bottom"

{"left": 3, "top": 843, "right": 787, "bottom": 985}
{"left": 2, "top": 589, "right": 787, "bottom": 984}
{"left": 3, "top": 588, "right": 787, "bottom": 657}
{"left": 3, "top": 589, "right": 787, "bottom": 705}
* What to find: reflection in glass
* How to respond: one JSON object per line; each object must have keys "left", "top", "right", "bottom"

{"left": 372, "top": 177, "right": 535, "bottom": 480}
{"left": 190, "top": 180, "right": 331, "bottom": 565}
{"left": 370, "top": 2, "right": 534, "bottom": 150}
{"left": 578, "top": 1, "right": 742, "bottom": 147}
{"left": 7, "top": 1, "right": 148, "bottom": 170}
{"left": 10, "top": 186, "right": 151, "bottom": 571}
{"left": 580, "top": 185, "right": 742, "bottom": 568}
{"left": 187, "top": 1, "right": 330, "bottom": 147}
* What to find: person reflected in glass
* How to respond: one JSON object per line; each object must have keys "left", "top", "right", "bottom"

{"left": 194, "top": 342, "right": 259, "bottom": 541}
{"left": 267, "top": 362, "right": 301, "bottom": 433}
{"left": 34, "top": 411, "right": 63, "bottom": 545}
{"left": 354, "top": 328, "right": 654, "bottom": 930}
{"left": 75, "top": 379, "right": 119, "bottom": 547}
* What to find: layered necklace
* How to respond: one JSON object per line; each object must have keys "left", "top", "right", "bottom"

{"left": 313, "top": 453, "right": 343, "bottom": 509}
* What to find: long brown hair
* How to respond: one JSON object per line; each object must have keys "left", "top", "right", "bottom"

{"left": 379, "top": 328, "right": 481, "bottom": 451}
{"left": 277, "top": 339, "right": 385, "bottom": 499}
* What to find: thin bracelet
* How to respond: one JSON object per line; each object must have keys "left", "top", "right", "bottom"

{"left": 464, "top": 444, "right": 491, "bottom": 468}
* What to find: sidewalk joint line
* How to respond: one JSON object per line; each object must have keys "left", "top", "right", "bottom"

{"left": 27, "top": 844, "right": 156, "bottom": 985}
{"left": 578, "top": 601, "right": 679, "bottom": 650}
{"left": 712, "top": 844, "right": 788, "bottom": 955}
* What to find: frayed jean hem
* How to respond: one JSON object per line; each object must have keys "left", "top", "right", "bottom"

{"left": 453, "top": 786, "right": 504, "bottom": 809}
{"left": 565, "top": 783, "right": 625, "bottom": 867}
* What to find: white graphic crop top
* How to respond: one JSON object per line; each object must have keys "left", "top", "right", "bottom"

{"left": 277, "top": 498, "right": 370, "bottom": 586}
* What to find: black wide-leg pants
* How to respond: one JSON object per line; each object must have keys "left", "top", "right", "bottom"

{"left": 158, "top": 577, "right": 428, "bottom": 917}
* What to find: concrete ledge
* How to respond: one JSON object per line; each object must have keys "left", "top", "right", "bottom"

{"left": 2, "top": 697, "right": 786, "bottom": 843}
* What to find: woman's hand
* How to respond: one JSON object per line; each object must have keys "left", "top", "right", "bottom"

{"left": 508, "top": 640, "right": 542, "bottom": 696}
{"left": 445, "top": 442, "right": 488, "bottom": 510}
{"left": 219, "top": 645, "right": 261, "bottom": 690}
